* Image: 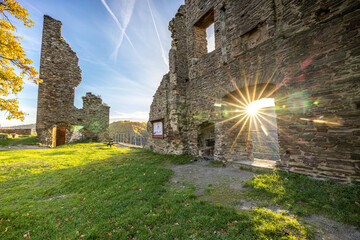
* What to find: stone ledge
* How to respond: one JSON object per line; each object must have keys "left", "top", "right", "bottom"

{"left": 229, "top": 159, "right": 278, "bottom": 173}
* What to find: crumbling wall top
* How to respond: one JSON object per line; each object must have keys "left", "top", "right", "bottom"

{"left": 82, "top": 92, "right": 109, "bottom": 108}
{"left": 43, "top": 15, "right": 62, "bottom": 38}
{"left": 40, "top": 15, "right": 81, "bottom": 87}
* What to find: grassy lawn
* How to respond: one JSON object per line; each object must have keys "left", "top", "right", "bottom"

{"left": 243, "top": 170, "right": 360, "bottom": 228}
{"left": 0, "top": 135, "right": 37, "bottom": 147}
{"left": 0, "top": 143, "right": 309, "bottom": 239}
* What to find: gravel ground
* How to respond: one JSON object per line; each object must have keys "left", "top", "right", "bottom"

{"left": 166, "top": 160, "right": 360, "bottom": 240}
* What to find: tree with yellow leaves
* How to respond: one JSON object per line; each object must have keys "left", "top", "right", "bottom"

{"left": 0, "top": 0, "right": 40, "bottom": 120}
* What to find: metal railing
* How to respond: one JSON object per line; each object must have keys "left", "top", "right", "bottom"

{"left": 113, "top": 132, "right": 147, "bottom": 147}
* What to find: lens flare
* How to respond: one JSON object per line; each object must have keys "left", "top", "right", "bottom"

{"left": 246, "top": 98, "right": 275, "bottom": 116}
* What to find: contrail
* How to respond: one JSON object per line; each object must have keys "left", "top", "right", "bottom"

{"left": 22, "top": 0, "right": 43, "bottom": 15}
{"left": 100, "top": 0, "right": 135, "bottom": 60}
{"left": 146, "top": 0, "right": 168, "bottom": 67}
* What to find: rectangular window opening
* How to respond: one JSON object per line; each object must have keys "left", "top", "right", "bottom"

{"left": 193, "top": 8, "right": 215, "bottom": 57}
{"left": 206, "top": 23, "right": 215, "bottom": 53}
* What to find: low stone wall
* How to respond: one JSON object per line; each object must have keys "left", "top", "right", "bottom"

{"left": 0, "top": 128, "right": 33, "bottom": 135}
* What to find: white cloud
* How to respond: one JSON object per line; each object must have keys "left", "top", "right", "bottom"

{"left": 111, "top": 111, "right": 148, "bottom": 123}
{"left": 0, "top": 106, "right": 37, "bottom": 127}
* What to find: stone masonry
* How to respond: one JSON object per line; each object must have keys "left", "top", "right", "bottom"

{"left": 147, "top": 0, "right": 360, "bottom": 184}
{"left": 36, "top": 15, "right": 109, "bottom": 147}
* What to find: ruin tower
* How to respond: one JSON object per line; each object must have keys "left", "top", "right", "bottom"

{"left": 36, "top": 15, "right": 109, "bottom": 146}
{"left": 36, "top": 15, "right": 82, "bottom": 146}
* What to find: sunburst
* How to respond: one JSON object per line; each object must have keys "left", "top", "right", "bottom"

{"left": 218, "top": 62, "right": 281, "bottom": 150}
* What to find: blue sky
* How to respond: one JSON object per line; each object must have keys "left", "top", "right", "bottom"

{"left": 0, "top": 0, "right": 184, "bottom": 127}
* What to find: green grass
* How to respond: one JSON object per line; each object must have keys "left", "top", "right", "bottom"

{"left": 0, "top": 143, "right": 309, "bottom": 239}
{"left": 243, "top": 170, "right": 360, "bottom": 228}
{"left": 0, "top": 135, "right": 37, "bottom": 147}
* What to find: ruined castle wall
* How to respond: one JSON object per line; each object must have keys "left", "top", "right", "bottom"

{"left": 148, "top": 0, "right": 360, "bottom": 183}
{"left": 272, "top": 1, "right": 360, "bottom": 183}
{"left": 184, "top": 0, "right": 278, "bottom": 157}
{"left": 147, "top": 74, "right": 170, "bottom": 153}
{"left": 148, "top": 6, "right": 189, "bottom": 154}
{"left": 36, "top": 16, "right": 110, "bottom": 146}
{"left": 36, "top": 15, "right": 82, "bottom": 145}
{"left": 80, "top": 93, "right": 110, "bottom": 141}
{"left": 166, "top": 5, "right": 189, "bottom": 154}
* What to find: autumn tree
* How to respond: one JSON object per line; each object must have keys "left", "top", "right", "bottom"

{"left": 0, "top": 0, "right": 40, "bottom": 120}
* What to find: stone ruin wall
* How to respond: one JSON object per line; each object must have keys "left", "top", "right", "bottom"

{"left": 0, "top": 128, "right": 33, "bottom": 135}
{"left": 148, "top": 0, "right": 360, "bottom": 184}
{"left": 80, "top": 92, "right": 110, "bottom": 141}
{"left": 36, "top": 15, "right": 110, "bottom": 146}
{"left": 148, "top": 5, "right": 189, "bottom": 154}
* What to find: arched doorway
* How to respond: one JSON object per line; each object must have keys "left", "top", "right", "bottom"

{"left": 248, "top": 98, "right": 280, "bottom": 161}
{"left": 220, "top": 83, "right": 280, "bottom": 165}
{"left": 197, "top": 122, "right": 215, "bottom": 159}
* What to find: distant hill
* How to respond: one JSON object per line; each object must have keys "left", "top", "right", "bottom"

{"left": 109, "top": 121, "right": 147, "bottom": 138}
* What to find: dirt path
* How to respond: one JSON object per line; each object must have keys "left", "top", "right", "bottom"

{"left": 166, "top": 160, "right": 360, "bottom": 240}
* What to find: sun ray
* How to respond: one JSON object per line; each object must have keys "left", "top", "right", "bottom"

{"left": 226, "top": 114, "right": 249, "bottom": 134}
{"left": 273, "top": 95, "right": 290, "bottom": 102}
{"left": 251, "top": 115, "right": 263, "bottom": 149}
{"left": 255, "top": 112, "right": 278, "bottom": 128}
{"left": 219, "top": 84, "right": 248, "bottom": 108}
{"left": 262, "top": 83, "right": 284, "bottom": 99}
{"left": 256, "top": 110, "right": 279, "bottom": 118}
{"left": 253, "top": 114, "right": 281, "bottom": 154}
{"left": 224, "top": 66, "right": 250, "bottom": 105}
{"left": 247, "top": 115, "right": 253, "bottom": 142}
{"left": 228, "top": 110, "right": 247, "bottom": 113}
{"left": 252, "top": 57, "right": 262, "bottom": 103}
{"left": 252, "top": 68, "right": 260, "bottom": 102}
{"left": 236, "top": 58, "right": 252, "bottom": 104}
{"left": 256, "top": 113, "right": 291, "bottom": 139}
{"left": 242, "top": 69, "right": 252, "bottom": 104}
{"left": 231, "top": 79, "right": 249, "bottom": 106}
{"left": 256, "top": 110, "right": 293, "bottom": 123}
{"left": 217, "top": 112, "right": 248, "bottom": 125}
{"left": 257, "top": 63, "right": 281, "bottom": 100}
{"left": 253, "top": 113, "right": 267, "bottom": 133}
{"left": 231, "top": 115, "right": 250, "bottom": 148}
{"left": 221, "top": 100, "right": 248, "bottom": 110}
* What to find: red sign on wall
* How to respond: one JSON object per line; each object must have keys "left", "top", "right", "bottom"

{"left": 153, "top": 121, "right": 163, "bottom": 137}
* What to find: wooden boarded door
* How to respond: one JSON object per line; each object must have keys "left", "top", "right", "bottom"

{"left": 56, "top": 126, "right": 66, "bottom": 146}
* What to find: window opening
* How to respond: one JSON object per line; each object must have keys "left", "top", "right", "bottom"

{"left": 193, "top": 8, "right": 215, "bottom": 57}
{"left": 206, "top": 23, "right": 215, "bottom": 52}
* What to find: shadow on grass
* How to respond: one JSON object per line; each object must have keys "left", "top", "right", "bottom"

{"left": 1, "top": 147, "right": 309, "bottom": 239}
{"left": 243, "top": 170, "right": 360, "bottom": 229}
{"left": 40, "top": 151, "right": 77, "bottom": 156}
